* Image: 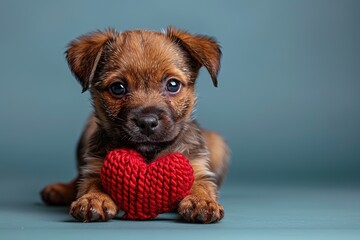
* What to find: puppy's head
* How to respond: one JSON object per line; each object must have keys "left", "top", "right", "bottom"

{"left": 66, "top": 27, "right": 221, "bottom": 157}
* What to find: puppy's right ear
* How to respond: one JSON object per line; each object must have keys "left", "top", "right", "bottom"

{"left": 66, "top": 29, "right": 118, "bottom": 92}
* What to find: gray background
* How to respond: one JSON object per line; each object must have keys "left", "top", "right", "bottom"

{"left": 0, "top": 1, "right": 359, "bottom": 239}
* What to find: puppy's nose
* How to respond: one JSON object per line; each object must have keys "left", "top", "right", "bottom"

{"left": 134, "top": 114, "right": 159, "bottom": 136}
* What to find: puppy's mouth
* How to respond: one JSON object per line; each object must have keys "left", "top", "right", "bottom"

{"left": 110, "top": 106, "right": 182, "bottom": 159}
{"left": 123, "top": 125, "right": 180, "bottom": 145}
{"left": 121, "top": 122, "right": 181, "bottom": 160}
{"left": 123, "top": 133, "right": 178, "bottom": 161}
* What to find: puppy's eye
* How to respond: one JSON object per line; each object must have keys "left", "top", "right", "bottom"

{"left": 109, "top": 82, "right": 127, "bottom": 97}
{"left": 166, "top": 79, "right": 182, "bottom": 94}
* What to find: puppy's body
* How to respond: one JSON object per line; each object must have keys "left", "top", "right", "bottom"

{"left": 41, "top": 28, "right": 229, "bottom": 223}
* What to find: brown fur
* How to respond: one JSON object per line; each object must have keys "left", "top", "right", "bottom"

{"left": 41, "top": 27, "right": 229, "bottom": 223}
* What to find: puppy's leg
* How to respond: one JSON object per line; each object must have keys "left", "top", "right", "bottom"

{"left": 203, "top": 131, "right": 229, "bottom": 186}
{"left": 69, "top": 159, "right": 118, "bottom": 222}
{"left": 41, "top": 116, "right": 98, "bottom": 206}
{"left": 178, "top": 131, "right": 228, "bottom": 223}
{"left": 41, "top": 178, "right": 78, "bottom": 206}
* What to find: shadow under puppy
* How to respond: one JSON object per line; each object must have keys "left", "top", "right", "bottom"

{"left": 41, "top": 27, "right": 229, "bottom": 223}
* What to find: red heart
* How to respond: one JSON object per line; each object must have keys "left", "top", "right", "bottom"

{"left": 101, "top": 148, "right": 194, "bottom": 220}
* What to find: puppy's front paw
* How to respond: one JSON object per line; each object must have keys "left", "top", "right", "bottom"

{"left": 70, "top": 193, "right": 118, "bottom": 222}
{"left": 178, "top": 195, "right": 224, "bottom": 223}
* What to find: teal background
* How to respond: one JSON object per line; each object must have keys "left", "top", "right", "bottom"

{"left": 0, "top": 0, "right": 359, "bottom": 239}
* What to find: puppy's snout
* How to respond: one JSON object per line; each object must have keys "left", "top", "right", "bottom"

{"left": 134, "top": 114, "right": 159, "bottom": 136}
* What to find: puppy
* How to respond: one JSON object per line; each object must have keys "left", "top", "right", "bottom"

{"left": 41, "top": 27, "right": 229, "bottom": 223}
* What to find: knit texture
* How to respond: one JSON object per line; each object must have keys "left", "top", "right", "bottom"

{"left": 101, "top": 148, "right": 194, "bottom": 220}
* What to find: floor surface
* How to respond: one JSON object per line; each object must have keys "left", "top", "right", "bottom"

{"left": 1, "top": 172, "right": 360, "bottom": 240}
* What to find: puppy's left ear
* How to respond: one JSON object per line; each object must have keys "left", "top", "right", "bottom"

{"left": 66, "top": 29, "right": 118, "bottom": 92}
{"left": 166, "top": 27, "right": 222, "bottom": 87}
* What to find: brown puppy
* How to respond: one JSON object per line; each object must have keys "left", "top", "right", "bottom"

{"left": 41, "top": 27, "right": 229, "bottom": 223}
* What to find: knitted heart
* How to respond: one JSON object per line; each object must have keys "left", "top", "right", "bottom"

{"left": 101, "top": 148, "right": 194, "bottom": 220}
